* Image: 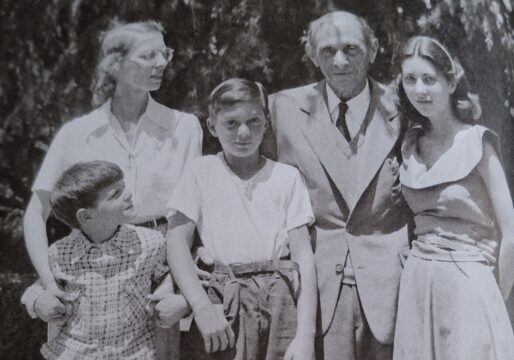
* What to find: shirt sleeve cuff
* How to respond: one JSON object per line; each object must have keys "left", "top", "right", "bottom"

{"left": 287, "top": 213, "right": 315, "bottom": 233}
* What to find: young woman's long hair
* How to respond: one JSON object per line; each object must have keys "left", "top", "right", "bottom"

{"left": 395, "top": 36, "right": 481, "bottom": 132}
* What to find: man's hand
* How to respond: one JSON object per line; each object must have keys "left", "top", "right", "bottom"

{"left": 284, "top": 336, "right": 315, "bottom": 360}
{"left": 146, "top": 292, "right": 191, "bottom": 328}
{"left": 194, "top": 302, "right": 235, "bottom": 353}
{"left": 34, "top": 289, "right": 70, "bottom": 323}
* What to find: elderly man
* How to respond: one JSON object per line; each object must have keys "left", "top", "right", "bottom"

{"left": 262, "top": 11, "right": 411, "bottom": 359}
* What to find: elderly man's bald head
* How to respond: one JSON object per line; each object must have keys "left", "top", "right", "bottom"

{"left": 305, "top": 11, "right": 377, "bottom": 59}
{"left": 304, "top": 11, "right": 379, "bottom": 100}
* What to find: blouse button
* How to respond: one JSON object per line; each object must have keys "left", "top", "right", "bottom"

{"left": 335, "top": 264, "right": 344, "bottom": 274}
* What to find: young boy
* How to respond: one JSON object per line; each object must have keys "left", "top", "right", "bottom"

{"left": 166, "top": 78, "right": 317, "bottom": 360}
{"left": 22, "top": 160, "right": 188, "bottom": 359}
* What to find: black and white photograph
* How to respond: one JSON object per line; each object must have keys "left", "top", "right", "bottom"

{"left": 2, "top": 0, "right": 514, "bottom": 359}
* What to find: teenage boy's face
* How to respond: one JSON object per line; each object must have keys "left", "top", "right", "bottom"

{"left": 209, "top": 101, "right": 268, "bottom": 160}
{"left": 88, "top": 180, "right": 135, "bottom": 227}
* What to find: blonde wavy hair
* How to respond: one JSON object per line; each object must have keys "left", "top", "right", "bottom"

{"left": 90, "top": 19, "right": 165, "bottom": 107}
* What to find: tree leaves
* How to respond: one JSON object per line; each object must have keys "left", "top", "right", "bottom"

{"left": 1, "top": 0, "right": 513, "bottom": 269}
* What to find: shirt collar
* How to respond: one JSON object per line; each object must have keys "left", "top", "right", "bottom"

{"left": 326, "top": 80, "right": 371, "bottom": 125}
{"left": 103, "top": 94, "right": 161, "bottom": 127}
{"left": 100, "top": 94, "right": 166, "bottom": 151}
{"left": 72, "top": 225, "right": 135, "bottom": 261}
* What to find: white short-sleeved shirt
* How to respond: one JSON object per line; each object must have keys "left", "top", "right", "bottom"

{"left": 33, "top": 95, "right": 203, "bottom": 223}
{"left": 167, "top": 154, "right": 314, "bottom": 264}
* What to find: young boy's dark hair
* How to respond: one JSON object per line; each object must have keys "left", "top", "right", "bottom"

{"left": 208, "top": 78, "right": 270, "bottom": 120}
{"left": 50, "top": 160, "right": 124, "bottom": 228}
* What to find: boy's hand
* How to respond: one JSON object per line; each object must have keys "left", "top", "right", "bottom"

{"left": 146, "top": 292, "right": 191, "bottom": 328}
{"left": 194, "top": 302, "right": 235, "bottom": 353}
{"left": 284, "top": 336, "right": 315, "bottom": 360}
{"left": 34, "top": 289, "right": 70, "bottom": 323}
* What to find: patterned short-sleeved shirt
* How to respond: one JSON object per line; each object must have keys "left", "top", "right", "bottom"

{"left": 41, "top": 224, "right": 168, "bottom": 360}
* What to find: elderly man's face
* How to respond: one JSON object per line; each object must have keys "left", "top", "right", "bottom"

{"left": 311, "top": 18, "right": 376, "bottom": 100}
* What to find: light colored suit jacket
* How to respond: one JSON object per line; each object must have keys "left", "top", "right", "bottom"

{"left": 262, "top": 79, "right": 411, "bottom": 344}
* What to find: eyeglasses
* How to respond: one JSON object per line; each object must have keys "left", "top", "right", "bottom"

{"left": 132, "top": 47, "right": 175, "bottom": 64}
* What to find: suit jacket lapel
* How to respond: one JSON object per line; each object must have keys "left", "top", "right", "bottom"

{"left": 300, "top": 81, "right": 355, "bottom": 205}
{"left": 350, "top": 79, "right": 400, "bottom": 210}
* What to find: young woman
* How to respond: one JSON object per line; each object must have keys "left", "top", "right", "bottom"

{"left": 393, "top": 36, "right": 514, "bottom": 360}
{"left": 22, "top": 20, "right": 201, "bottom": 359}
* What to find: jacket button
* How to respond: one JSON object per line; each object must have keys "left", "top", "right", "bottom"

{"left": 335, "top": 264, "right": 344, "bottom": 274}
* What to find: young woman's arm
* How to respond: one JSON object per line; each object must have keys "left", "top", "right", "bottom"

{"left": 166, "top": 212, "right": 235, "bottom": 353}
{"left": 286, "top": 225, "right": 317, "bottom": 360}
{"left": 23, "top": 191, "right": 60, "bottom": 291}
{"left": 478, "top": 140, "right": 514, "bottom": 300}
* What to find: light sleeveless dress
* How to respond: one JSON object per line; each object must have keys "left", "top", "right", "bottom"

{"left": 393, "top": 125, "right": 514, "bottom": 359}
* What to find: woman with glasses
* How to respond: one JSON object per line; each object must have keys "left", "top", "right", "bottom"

{"left": 21, "top": 20, "right": 202, "bottom": 359}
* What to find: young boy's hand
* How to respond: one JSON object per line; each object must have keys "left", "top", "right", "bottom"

{"left": 284, "top": 336, "right": 315, "bottom": 360}
{"left": 34, "top": 289, "right": 70, "bottom": 323}
{"left": 146, "top": 292, "right": 190, "bottom": 328}
{"left": 194, "top": 302, "right": 235, "bottom": 353}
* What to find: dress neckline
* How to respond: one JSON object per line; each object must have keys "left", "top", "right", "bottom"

{"left": 412, "top": 125, "right": 473, "bottom": 172}
{"left": 400, "top": 125, "right": 494, "bottom": 189}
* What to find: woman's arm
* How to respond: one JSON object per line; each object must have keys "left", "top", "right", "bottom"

{"left": 23, "top": 191, "right": 60, "bottom": 291}
{"left": 166, "top": 212, "right": 235, "bottom": 353}
{"left": 286, "top": 225, "right": 317, "bottom": 360}
{"left": 478, "top": 141, "right": 514, "bottom": 300}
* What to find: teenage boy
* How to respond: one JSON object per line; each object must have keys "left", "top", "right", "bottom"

{"left": 166, "top": 78, "right": 317, "bottom": 360}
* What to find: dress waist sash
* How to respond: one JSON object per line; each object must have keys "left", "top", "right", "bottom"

{"left": 410, "top": 234, "right": 488, "bottom": 262}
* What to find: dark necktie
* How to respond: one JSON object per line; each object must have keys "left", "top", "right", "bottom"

{"left": 336, "top": 102, "right": 351, "bottom": 142}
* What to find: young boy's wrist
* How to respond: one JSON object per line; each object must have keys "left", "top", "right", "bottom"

{"left": 190, "top": 298, "right": 212, "bottom": 315}
{"left": 42, "top": 278, "right": 59, "bottom": 291}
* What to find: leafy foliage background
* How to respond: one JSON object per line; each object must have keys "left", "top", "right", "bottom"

{"left": 1, "top": 0, "right": 513, "bottom": 358}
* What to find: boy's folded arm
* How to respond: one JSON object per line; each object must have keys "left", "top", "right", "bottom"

{"left": 146, "top": 272, "right": 172, "bottom": 317}
{"left": 147, "top": 272, "right": 192, "bottom": 327}
{"left": 147, "top": 291, "right": 191, "bottom": 328}
{"left": 151, "top": 273, "right": 173, "bottom": 297}
{"left": 166, "top": 212, "right": 235, "bottom": 352}
{"left": 287, "top": 224, "right": 317, "bottom": 359}
{"left": 21, "top": 281, "right": 69, "bottom": 322}
{"left": 166, "top": 213, "right": 212, "bottom": 312}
